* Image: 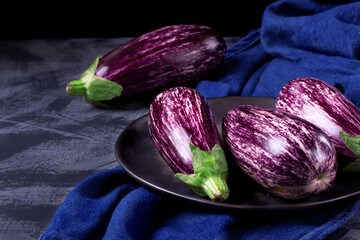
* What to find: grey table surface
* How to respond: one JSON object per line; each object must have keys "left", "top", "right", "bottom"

{"left": 1, "top": 37, "right": 360, "bottom": 240}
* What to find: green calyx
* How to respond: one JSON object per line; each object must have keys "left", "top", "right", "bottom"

{"left": 175, "top": 143, "right": 229, "bottom": 202}
{"left": 66, "top": 55, "right": 123, "bottom": 107}
{"left": 340, "top": 131, "right": 360, "bottom": 172}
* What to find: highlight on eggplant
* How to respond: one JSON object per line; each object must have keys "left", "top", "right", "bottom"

{"left": 148, "top": 86, "right": 229, "bottom": 202}
{"left": 276, "top": 77, "right": 360, "bottom": 171}
{"left": 222, "top": 105, "right": 337, "bottom": 200}
{"left": 66, "top": 24, "right": 226, "bottom": 107}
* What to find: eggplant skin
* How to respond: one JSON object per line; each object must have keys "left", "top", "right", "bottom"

{"left": 222, "top": 105, "right": 337, "bottom": 200}
{"left": 96, "top": 24, "right": 226, "bottom": 98}
{"left": 276, "top": 77, "right": 360, "bottom": 162}
{"left": 148, "top": 86, "right": 221, "bottom": 175}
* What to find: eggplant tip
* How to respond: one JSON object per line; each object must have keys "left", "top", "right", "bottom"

{"left": 212, "top": 192, "right": 229, "bottom": 202}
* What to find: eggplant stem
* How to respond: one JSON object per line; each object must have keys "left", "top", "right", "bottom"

{"left": 202, "top": 176, "right": 229, "bottom": 201}
{"left": 66, "top": 55, "right": 123, "bottom": 104}
{"left": 175, "top": 143, "right": 229, "bottom": 202}
{"left": 66, "top": 79, "right": 86, "bottom": 96}
{"left": 340, "top": 131, "right": 360, "bottom": 157}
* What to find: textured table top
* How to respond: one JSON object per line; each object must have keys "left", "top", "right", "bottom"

{"left": 0, "top": 37, "right": 359, "bottom": 239}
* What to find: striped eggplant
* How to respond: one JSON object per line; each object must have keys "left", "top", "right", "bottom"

{"left": 148, "top": 87, "right": 229, "bottom": 201}
{"left": 222, "top": 105, "right": 337, "bottom": 200}
{"left": 276, "top": 77, "right": 360, "bottom": 171}
{"left": 66, "top": 24, "right": 226, "bottom": 107}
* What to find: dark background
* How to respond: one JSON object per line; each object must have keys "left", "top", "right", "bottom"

{"left": 3, "top": 1, "right": 276, "bottom": 40}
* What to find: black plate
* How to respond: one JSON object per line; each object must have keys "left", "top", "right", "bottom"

{"left": 115, "top": 96, "right": 360, "bottom": 212}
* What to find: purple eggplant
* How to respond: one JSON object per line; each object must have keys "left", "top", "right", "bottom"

{"left": 66, "top": 24, "right": 226, "bottom": 107}
{"left": 148, "top": 86, "right": 229, "bottom": 201}
{"left": 276, "top": 77, "right": 360, "bottom": 171}
{"left": 222, "top": 105, "right": 337, "bottom": 200}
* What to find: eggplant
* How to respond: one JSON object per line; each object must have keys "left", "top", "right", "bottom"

{"left": 222, "top": 105, "right": 337, "bottom": 200}
{"left": 276, "top": 77, "right": 360, "bottom": 171}
{"left": 148, "top": 87, "right": 229, "bottom": 201}
{"left": 66, "top": 24, "right": 226, "bottom": 107}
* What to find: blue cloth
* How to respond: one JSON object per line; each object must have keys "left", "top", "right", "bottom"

{"left": 40, "top": 166, "right": 360, "bottom": 240}
{"left": 40, "top": 0, "right": 360, "bottom": 239}
{"left": 197, "top": 0, "right": 360, "bottom": 108}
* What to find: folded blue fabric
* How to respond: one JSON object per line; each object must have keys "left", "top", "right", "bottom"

{"left": 40, "top": 0, "right": 360, "bottom": 239}
{"left": 40, "top": 166, "right": 360, "bottom": 240}
{"left": 197, "top": 0, "right": 360, "bottom": 108}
